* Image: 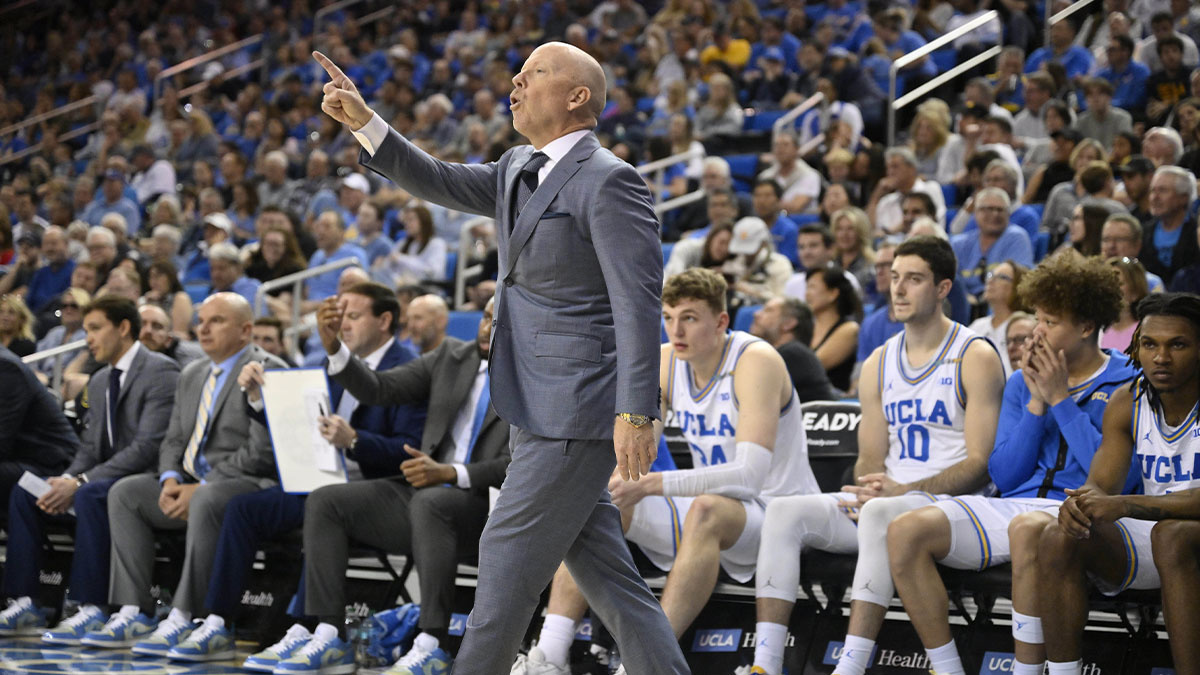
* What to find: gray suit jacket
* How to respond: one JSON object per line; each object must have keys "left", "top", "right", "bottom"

{"left": 362, "top": 130, "right": 662, "bottom": 440}
{"left": 158, "top": 344, "right": 285, "bottom": 488}
{"left": 69, "top": 344, "right": 181, "bottom": 481}
{"left": 331, "top": 337, "right": 510, "bottom": 496}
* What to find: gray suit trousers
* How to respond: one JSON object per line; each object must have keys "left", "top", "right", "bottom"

{"left": 454, "top": 427, "right": 689, "bottom": 675}
{"left": 107, "top": 474, "right": 261, "bottom": 613}
{"left": 303, "top": 479, "right": 489, "bottom": 631}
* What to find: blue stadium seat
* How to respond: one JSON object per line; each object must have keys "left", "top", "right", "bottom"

{"left": 1034, "top": 231, "right": 1051, "bottom": 262}
{"left": 446, "top": 311, "right": 482, "bottom": 342}
{"left": 941, "top": 183, "right": 958, "bottom": 208}
{"left": 724, "top": 154, "right": 759, "bottom": 182}
{"left": 742, "top": 109, "right": 786, "bottom": 132}
{"left": 790, "top": 213, "right": 821, "bottom": 226}
{"left": 184, "top": 282, "right": 209, "bottom": 305}
{"left": 445, "top": 251, "right": 458, "bottom": 281}
{"left": 931, "top": 49, "right": 957, "bottom": 74}
{"left": 733, "top": 305, "right": 760, "bottom": 333}
{"left": 945, "top": 207, "right": 958, "bottom": 226}
{"left": 662, "top": 242, "right": 675, "bottom": 266}
{"left": 636, "top": 96, "right": 656, "bottom": 114}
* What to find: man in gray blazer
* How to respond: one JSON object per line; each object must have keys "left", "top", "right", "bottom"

{"left": 81, "top": 293, "right": 284, "bottom": 655}
{"left": 24, "top": 296, "right": 180, "bottom": 644}
{"left": 315, "top": 42, "right": 687, "bottom": 674}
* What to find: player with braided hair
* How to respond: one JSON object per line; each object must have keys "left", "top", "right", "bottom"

{"left": 1035, "top": 292, "right": 1200, "bottom": 675}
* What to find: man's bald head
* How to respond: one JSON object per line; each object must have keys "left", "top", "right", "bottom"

{"left": 511, "top": 41, "right": 607, "bottom": 146}
{"left": 547, "top": 42, "right": 607, "bottom": 122}
{"left": 205, "top": 292, "right": 254, "bottom": 324}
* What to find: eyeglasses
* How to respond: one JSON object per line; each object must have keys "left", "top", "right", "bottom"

{"left": 985, "top": 271, "right": 1013, "bottom": 282}
{"left": 977, "top": 205, "right": 1008, "bottom": 214}
{"left": 1007, "top": 335, "right": 1031, "bottom": 346}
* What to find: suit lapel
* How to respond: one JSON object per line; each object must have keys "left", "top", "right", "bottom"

{"left": 502, "top": 134, "right": 599, "bottom": 280}
{"left": 115, "top": 348, "right": 145, "bottom": 408}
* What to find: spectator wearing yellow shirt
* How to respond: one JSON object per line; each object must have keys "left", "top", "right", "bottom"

{"left": 700, "top": 22, "right": 752, "bottom": 72}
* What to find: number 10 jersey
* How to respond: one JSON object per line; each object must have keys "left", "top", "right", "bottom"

{"left": 877, "top": 322, "right": 983, "bottom": 485}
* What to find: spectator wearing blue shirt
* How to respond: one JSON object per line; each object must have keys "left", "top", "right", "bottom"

{"left": 1141, "top": 165, "right": 1199, "bottom": 283}
{"left": 873, "top": 9, "right": 936, "bottom": 94}
{"left": 180, "top": 213, "right": 236, "bottom": 286}
{"left": 24, "top": 226, "right": 75, "bottom": 313}
{"left": 352, "top": 202, "right": 393, "bottom": 266}
{"left": 752, "top": 180, "right": 800, "bottom": 268}
{"left": 81, "top": 170, "right": 142, "bottom": 236}
{"left": 750, "top": 17, "right": 802, "bottom": 74}
{"left": 305, "top": 210, "right": 368, "bottom": 305}
{"left": 1024, "top": 21, "right": 1095, "bottom": 81}
{"left": 950, "top": 187, "right": 1034, "bottom": 298}
{"left": 1096, "top": 34, "right": 1151, "bottom": 111}
{"left": 207, "top": 243, "right": 263, "bottom": 311}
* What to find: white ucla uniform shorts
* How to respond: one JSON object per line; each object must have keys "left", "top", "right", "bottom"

{"left": 1089, "top": 517, "right": 1162, "bottom": 595}
{"left": 626, "top": 495, "right": 767, "bottom": 583}
{"left": 930, "top": 495, "right": 1063, "bottom": 570}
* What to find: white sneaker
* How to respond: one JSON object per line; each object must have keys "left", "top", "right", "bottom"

{"left": 511, "top": 646, "right": 570, "bottom": 675}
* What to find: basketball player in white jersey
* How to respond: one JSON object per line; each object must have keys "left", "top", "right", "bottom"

{"left": 741, "top": 236, "right": 1005, "bottom": 675}
{"left": 887, "top": 252, "right": 1139, "bottom": 675}
{"left": 1034, "top": 293, "right": 1200, "bottom": 675}
{"left": 512, "top": 268, "right": 820, "bottom": 675}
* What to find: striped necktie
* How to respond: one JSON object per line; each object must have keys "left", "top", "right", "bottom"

{"left": 183, "top": 366, "right": 221, "bottom": 480}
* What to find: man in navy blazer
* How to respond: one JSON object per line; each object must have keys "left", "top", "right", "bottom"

{"left": 314, "top": 42, "right": 686, "bottom": 674}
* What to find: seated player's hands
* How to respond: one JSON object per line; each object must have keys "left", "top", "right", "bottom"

{"left": 37, "top": 477, "right": 79, "bottom": 515}
{"left": 608, "top": 471, "right": 654, "bottom": 511}
{"left": 313, "top": 51, "right": 374, "bottom": 131}
{"left": 1068, "top": 487, "right": 1126, "bottom": 530}
{"left": 318, "top": 414, "right": 357, "bottom": 449}
{"left": 401, "top": 445, "right": 456, "bottom": 488}
{"left": 613, "top": 418, "right": 656, "bottom": 482}
{"left": 238, "top": 362, "right": 265, "bottom": 402}
{"left": 317, "top": 296, "right": 346, "bottom": 355}
{"left": 859, "top": 471, "right": 904, "bottom": 497}
{"left": 1059, "top": 487, "right": 1098, "bottom": 539}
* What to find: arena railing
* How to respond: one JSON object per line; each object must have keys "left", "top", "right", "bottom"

{"left": 771, "top": 92, "right": 825, "bottom": 138}
{"left": 153, "top": 34, "right": 265, "bottom": 109}
{"left": 23, "top": 338, "right": 87, "bottom": 393}
{"left": 1045, "top": 0, "right": 1101, "bottom": 55}
{"left": 887, "top": 10, "right": 1002, "bottom": 147}
{"left": 0, "top": 95, "right": 100, "bottom": 140}
{"left": 0, "top": 121, "right": 100, "bottom": 168}
{"left": 255, "top": 256, "right": 361, "bottom": 359}
{"left": 637, "top": 146, "right": 706, "bottom": 207}
{"left": 313, "top": 0, "right": 378, "bottom": 47}
{"left": 454, "top": 216, "right": 494, "bottom": 309}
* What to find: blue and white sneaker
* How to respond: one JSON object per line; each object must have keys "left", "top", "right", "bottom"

{"left": 243, "top": 624, "right": 312, "bottom": 672}
{"left": 42, "top": 605, "right": 107, "bottom": 645}
{"left": 167, "top": 614, "right": 236, "bottom": 662}
{"left": 131, "top": 614, "right": 193, "bottom": 656}
{"left": 272, "top": 623, "right": 356, "bottom": 674}
{"left": 79, "top": 607, "right": 157, "bottom": 648}
{"left": 384, "top": 633, "right": 452, "bottom": 674}
{"left": 0, "top": 597, "right": 48, "bottom": 636}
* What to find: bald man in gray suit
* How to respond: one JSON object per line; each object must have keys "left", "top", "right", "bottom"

{"left": 314, "top": 43, "right": 688, "bottom": 674}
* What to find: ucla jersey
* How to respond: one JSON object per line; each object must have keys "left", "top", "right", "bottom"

{"left": 1132, "top": 381, "right": 1200, "bottom": 495}
{"left": 666, "top": 331, "right": 819, "bottom": 500}
{"left": 878, "top": 322, "right": 981, "bottom": 485}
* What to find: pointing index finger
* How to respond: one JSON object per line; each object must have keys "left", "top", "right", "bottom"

{"left": 312, "top": 51, "right": 348, "bottom": 85}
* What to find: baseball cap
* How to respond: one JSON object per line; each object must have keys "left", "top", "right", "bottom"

{"left": 763, "top": 46, "right": 785, "bottom": 62}
{"left": 203, "top": 212, "right": 234, "bottom": 234}
{"left": 341, "top": 173, "right": 371, "bottom": 194}
{"left": 17, "top": 231, "right": 42, "bottom": 247}
{"left": 1118, "top": 155, "right": 1155, "bottom": 176}
{"left": 728, "top": 217, "right": 772, "bottom": 256}
{"left": 1050, "top": 128, "right": 1084, "bottom": 143}
{"left": 827, "top": 46, "right": 851, "bottom": 59}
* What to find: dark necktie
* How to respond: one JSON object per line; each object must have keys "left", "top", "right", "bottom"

{"left": 512, "top": 151, "right": 549, "bottom": 230}
{"left": 107, "top": 367, "right": 122, "bottom": 450}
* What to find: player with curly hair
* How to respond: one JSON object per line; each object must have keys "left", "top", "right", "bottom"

{"left": 886, "top": 251, "right": 1141, "bottom": 675}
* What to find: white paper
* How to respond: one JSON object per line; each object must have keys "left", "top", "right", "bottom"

{"left": 260, "top": 369, "right": 348, "bottom": 493}
{"left": 18, "top": 471, "right": 75, "bottom": 516}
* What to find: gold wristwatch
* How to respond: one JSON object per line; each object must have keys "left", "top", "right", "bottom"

{"left": 617, "top": 413, "right": 652, "bottom": 428}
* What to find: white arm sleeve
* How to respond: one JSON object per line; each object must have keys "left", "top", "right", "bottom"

{"left": 661, "top": 442, "right": 772, "bottom": 500}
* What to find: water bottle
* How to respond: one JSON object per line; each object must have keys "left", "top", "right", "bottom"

{"left": 608, "top": 645, "right": 622, "bottom": 674}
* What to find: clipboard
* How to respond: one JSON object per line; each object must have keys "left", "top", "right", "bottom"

{"left": 260, "top": 368, "right": 349, "bottom": 493}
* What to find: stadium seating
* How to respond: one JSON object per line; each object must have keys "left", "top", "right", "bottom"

{"left": 446, "top": 311, "right": 483, "bottom": 342}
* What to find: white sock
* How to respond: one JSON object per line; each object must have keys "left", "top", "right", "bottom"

{"left": 926, "top": 640, "right": 965, "bottom": 675}
{"left": 1014, "top": 661, "right": 1045, "bottom": 675}
{"left": 412, "top": 632, "right": 438, "bottom": 653}
{"left": 118, "top": 605, "right": 139, "bottom": 618}
{"left": 202, "top": 614, "right": 224, "bottom": 628}
{"left": 536, "top": 614, "right": 576, "bottom": 667}
{"left": 752, "top": 622, "right": 788, "bottom": 675}
{"left": 167, "top": 608, "right": 191, "bottom": 626}
{"left": 313, "top": 622, "right": 339, "bottom": 644}
{"left": 1047, "top": 660, "right": 1082, "bottom": 675}
{"left": 834, "top": 635, "right": 875, "bottom": 675}
{"left": 11, "top": 597, "right": 31, "bottom": 608}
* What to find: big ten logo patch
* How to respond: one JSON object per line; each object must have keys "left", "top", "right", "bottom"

{"left": 691, "top": 628, "right": 742, "bottom": 652}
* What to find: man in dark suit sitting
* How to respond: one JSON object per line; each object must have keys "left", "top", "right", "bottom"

{"left": 268, "top": 296, "right": 509, "bottom": 674}
{"left": 169, "top": 282, "right": 426, "bottom": 670}
{"left": 81, "top": 293, "right": 285, "bottom": 657}
{"left": 2, "top": 297, "right": 180, "bottom": 641}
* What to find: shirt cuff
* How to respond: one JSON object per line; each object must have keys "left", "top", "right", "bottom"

{"left": 350, "top": 113, "right": 388, "bottom": 157}
{"left": 160, "top": 471, "right": 182, "bottom": 484}
{"left": 453, "top": 463, "right": 471, "bottom": 489}
{"left": 248, "top": 397, "right": 264, "bottom": 413}
{"left": 326, "top": 343, "right": 352, "bottom": 375}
